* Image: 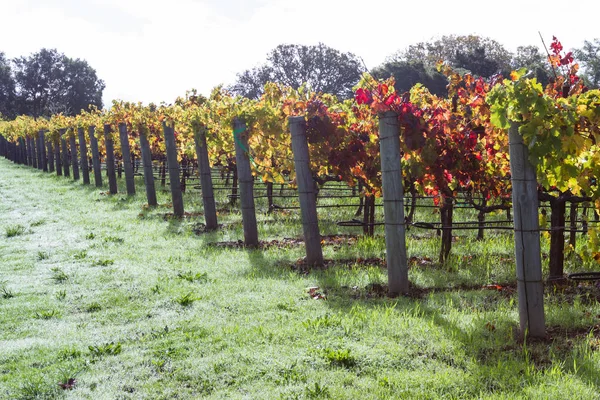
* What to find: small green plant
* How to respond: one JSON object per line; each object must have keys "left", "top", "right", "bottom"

{"left": 302, "top": 314, "right": 342, "bottom": 330}
{"left": 31, "top": 219, "right": 46, "bottom": 227}
{"left": 150, "top": 284, "right": 161, "bottom": 294}
{"left": 56, "top": 365, "right": 85, "bottom": 391}
{"left": 85, "top": 232, "right": 96, "bottom": 240}
{"left": 176, "top": 271, "right": 208, "bottom": 283}
{"left": 50, "top": 267, "right": 69, "bottom": 283}
{"left": 58, "top": 347, "right": 82, "bottom": 360}
{"left": 92, "top": 258, "right": 114, "bottom": 267}
{"left": 305, "top": 382, "right": 330, "bottom": 399}
{"left": 89, "top": 342, "right": 122, "bottom": 358}
{"left": 103, "top": 235, "right": 124, "bottom": 244}
{"left": 37, "top": 251, "right": 50, "bottom": 260}
{"left": 73, "top": 250, "right": 88, "bottom": 260}
{"left": 322, "top": 348, "right": 356, "bottom": 368}
{"left": 85, "top": 302, "right": 102, "bottom": 313}
{"left": 0, "top": 280, "right": 15, "bottom": 299}
{"left": 5, "top": 224, "right": 26, "bottom": 237}
{"left": 34, "top": 309, "right": 60, "bottom": 320}
{"left": 55, "top": 289, "right": 67, "bottom": 301}
{"left": 17, "top": 375, "right": 58, "bottom": 399}
{"left": 175, "top": 292, "right": 196, "bottom": 307}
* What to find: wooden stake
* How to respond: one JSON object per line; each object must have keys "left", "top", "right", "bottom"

{"left": 69, "top": 131, "right": 80, "bottom": 180}
{"left": 88, "top": 126, "right": 103, "bottom": 187}
{"left": 233, "top": 118, "right": 258, "bottom": 246}
{"left": 138, "top": 128, "right": 157, "bottom": 206}
{"left": 193, "top": 125, "right": 218, "bottom": 230}
{"left": 78, "top": 127, "right": 90, "bottom": 184}
{"left": 118, "top": 123, "right": 135, "bottom": 195}
{"left": 378, "top": 111, "right": 409, "bottom": 296}
{"left": 508, "top": 122, "right": 545, "bottom": 338}
{"left": 289, "top": 116, "right": 323, "bottom": 265}
{"left": 104, "top": 124, "right": 118, "bottom": 194}
{"left": 163, "top": 122, "right": 184, "bottom": 216}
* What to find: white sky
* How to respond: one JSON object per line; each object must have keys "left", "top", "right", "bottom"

{"left": 1, "top": 0, "right": 598, "bottom": 107}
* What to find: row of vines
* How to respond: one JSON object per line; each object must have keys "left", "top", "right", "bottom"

{"left": 1, "top": 37, "right": 600, "bottom": 337}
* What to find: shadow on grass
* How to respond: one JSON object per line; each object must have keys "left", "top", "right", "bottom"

{"left": 241, "top": 236, "right": 600, "bottom": 394}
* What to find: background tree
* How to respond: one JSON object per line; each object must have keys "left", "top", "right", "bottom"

{"left": 12, "top": 48, "right": 104, "bottom": 118}
{"left": 511, "top": 45, "right": 551, "bottom": 87}
{"left": 388, "top": 35, "right": 513, "bottom": 78}
{"left": 0, "top": 52, "right": 16, "bottom": 119}
{"left": 574, "top": 39, "right": 600, "bottom": 88}
{"left": 371, "top": 61, "right": 448, "bottom": 96}
{"left": 230, "top": 43, "right": 363, "bottom": 99}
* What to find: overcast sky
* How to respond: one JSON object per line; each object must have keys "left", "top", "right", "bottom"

{"left": 2, "top": 0, "right": 598, "bottom": 107}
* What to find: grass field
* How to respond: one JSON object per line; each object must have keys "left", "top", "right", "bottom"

{"left": 1, "top": 158, "right": 599, "bottom": 399}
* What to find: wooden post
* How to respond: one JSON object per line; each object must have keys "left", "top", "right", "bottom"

{"left": 193, "top": 125, "right": 218, "bottom": 230}
{"left": 289, "top": 116, "right": 323, "bottom": 265}
{"left": 378, "top": 111, "right": 409, "bottom": 296}
{"left": 55, "top": 137, "right": 62, "bottom": 176}
{"left": 88, "top": 126, "right": 103, "bottom": 187}
{"left": 138, "top": 128, "right": 157, "bottom": 206}
{"left": 47, "top": 140, "right": 54, "bottom": 173}
{"left": 39, "top": 130, "right": 48, "bottom": 171}
{"left": 508, "top": 122, "right": 545, "bottom": 338}
{"left": 118, "top": 123, "right": 135, "bottom": 195}
{"left": 69, "top": 131, "right": 80, "bottom": 180}
{"left": 61, "top": 130, "right": 70, "bottom": 177}
{"left": 31, "top": 136, "right": 38, "bottom": 168}
{"left": 233, "top": 118, "right": 258, "bottom": 246}
{"left": 78, "top": 127, "right": 90, "bottom": 184}
{"left": 104, "top": 124, "right": 118, "bottom": 194}
{"left": 163, "top": 122, "right": 184, "bottom": 216}
{"left": 37, "top": 135, "right": 42, "bottom": 169}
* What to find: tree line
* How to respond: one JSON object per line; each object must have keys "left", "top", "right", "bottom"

{"left": 229, "top": 35, "right": 600, "bottom": 99}
{"left": 2, "top": 35, "right": 598, "bottom": 121}
{"left": 0, "top": 49, "right": 105, "bottom": 119}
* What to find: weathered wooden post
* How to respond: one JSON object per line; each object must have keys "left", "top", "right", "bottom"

{"left": 31, "top": 136, "right": 38, "bottom": 168}
{"left": 69, "top": 130, "right": 80, "bottom": 180}
{"left": 289, "top": 116, "right": 323, "bottom": 265}
{"left": 78, "top": 127, "right": 90, "bottom": 184}
{"left": 378, "top": 111, "right": 409, "bottom": 296}
{"left": 163, "top": 122, "right": 184, "bottom": 216}
{"left": 54, "top": 136, "right": 62, "bottom": 176}
{"left": 193, "top": 125, "right": 218, "bottom": 230}
{"left": 36, "top": 131, "right": 44, "bottom": 170}
{"left": 61, "top": 130, "right": 70, "bottom": 177}
{"left": 88, "top": 126, "right": 103, "bottom": 187}
{"left": 138, "top": 127, "right": 157, "bottom": 206}
{"left": 104, "top": 124, "right": 118, "bottom": 194}
{"left": 47, "top": 140, "right": 54, "bottom": 173}
{"left": 118, "top": 123, "right": 135, "bottom": 195}
{"left": 15, "top": 138, "right": 23, "bottom": 164}
{"left": 233, "top": 118, "right": 258, "bottom": 247}
{"left": 508, "top": 122, "right": 545, "bottom": 338}
{"left": 40, "top": 130, "right": 48, "bottom": 172}
{"left": 16, "top": 138, "right": 23, "bottom": 165}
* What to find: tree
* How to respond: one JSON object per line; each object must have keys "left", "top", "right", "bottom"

{"left": 0, "top": 52, "right": 16, "bottom": 119}
{"left": 12, "top": 48, "right": 104, "bottom": 117}
{"left": 511, "top": 45, "right": 551, "bottom": 87}
{"left": 389, "top": 35, "right": 513, "bottom": 79}
{"left": 59, "top": 57, "right": 105, "bottom": 115}
{"left": 371, "top": 61, "right": 448, "bottom": 97}
{"left": 574, "top": 39, "right": 600, "bottom": 88}
{"left": 231, "top": 43, "right": 363, "bottom": 99}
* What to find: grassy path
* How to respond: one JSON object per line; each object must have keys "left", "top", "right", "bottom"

{"left": 1, "top": 158, "right": 599, "bottom": 399}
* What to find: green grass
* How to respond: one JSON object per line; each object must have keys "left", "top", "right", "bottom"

{"left": 5, "top": 223, "right": 26, "bottom": 237}
{"left": 0, "top": 158, "right": 599, "bottom": 399}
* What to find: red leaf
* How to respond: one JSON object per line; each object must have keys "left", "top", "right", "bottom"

{"left": 355, "top": 88, "right": 371, "bottom": 105}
